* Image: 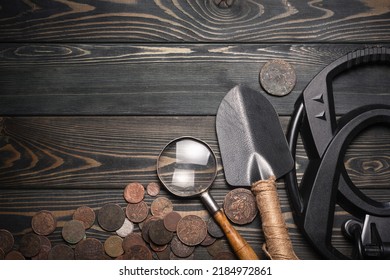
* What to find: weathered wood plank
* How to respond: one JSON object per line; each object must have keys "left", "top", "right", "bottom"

{"left": 0, "top": 0, "right": 389, "bottom": 43}
{"left": 1, "top": 43, "right": 389, "bottom": 116}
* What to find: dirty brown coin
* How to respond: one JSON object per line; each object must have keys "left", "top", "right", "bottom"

{"left": 48, "top": 244, "right": 75, "bottom": 260}
{"left": 207, "top": 217, "right": 224, "bottom": 238}
{"left": 122, "top": 244, "right": 152, "bottom": 260}
{"left": 0, "top": 229, "right": 14, "bottom": 254}
{"left": 116, "top": 218, "right": 134, "bottom": 237}
{"left": 125, "top": 201, "right": 149, "bottom": 223}
{"left": 122, "top": 233, "right": 146, "bottom": 253}
{"left": 224, "top": 188, "right": 258, "bottom": 225}
{"left": 170, "top": 235, "right": 195, "bottom": 258}
{"left": 213, "top": 251, "right": 237, "bottom": 260}
{"left": 73, "top": 206, "right": 95, "bottom": 229}
{"left": 177, "top": 215, "right": 207, "bottom": 246}
{"left": 98, "top": 203, "right": 125, "bottom": 232}
{"left": 141, "top": 216, "right": 160, "bottom": 243}
{"left": 200, "top": 233, "right": 216, "bottom": 246}
{"left": 206, "top": 239, "right": 230, "bottom": 257}
{"left": 31, "top": 236, "right": 52, "bottom": 260}
{"left": 5, "top": 250, "right": 25, "bottom": 260}
{"left": 150, "top": 197, "right": 173, "bottom": 218}
{"left": 156, "top": 246, "right": 171, "bottom": 260}
{"left": 150, "top": 241, "right": 167, "bottom": 252}
{"left": 259, "top": 59, "right": 296, "bottom": 97}
{"left": 163, "top": 211, "right": 182, "bottom": 232}
{"left": 62, "top": 220, "right": 86, "bottom": 244}
{"left": 31, "top": 210, "right": 57, "bottom": 236}
{"left": 146, "top": 182, "right": 161, "bottom": 197}
{"left": 75, "top": 238, "right": 104, "bottom": 260}
{"left": 104, "top": 236, "right": 124, "bottom": 258}
{"left": 123, "top": 182, "right": 145, "bottom": 203}
{"left": 169, "top": 251, "right": 194, "bottom": 260}
{"left": 148, "top": 219, "right": 173, "bottom": 245}
{"left": 19, "top": 233, "right": 41, "bottom": 258}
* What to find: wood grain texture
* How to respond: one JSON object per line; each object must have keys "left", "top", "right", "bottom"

{"left": 1, "top": 43, "right": 389, "bottom": 116}
{"left": 0, "top": 0, "right": 389, "bottom": 43}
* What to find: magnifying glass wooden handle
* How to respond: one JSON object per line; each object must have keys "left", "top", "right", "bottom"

{"left": 214, "top": 210, "right": 259, "bottom": 260}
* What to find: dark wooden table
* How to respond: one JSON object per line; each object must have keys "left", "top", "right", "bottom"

{"left": 0, "top": 0, "right": 389, "bottom": 260}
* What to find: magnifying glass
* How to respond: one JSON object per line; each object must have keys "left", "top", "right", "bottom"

{"left": 157, "top": 136, "right": 259, "bottom": 260}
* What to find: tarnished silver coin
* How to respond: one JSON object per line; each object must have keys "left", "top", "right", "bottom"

{"left": 259, "top": 59, "right": 296, "bottom": 97}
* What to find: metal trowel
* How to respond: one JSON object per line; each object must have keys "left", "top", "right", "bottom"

{"left": 216, "top": 85, "right": 298, "bottom": 260}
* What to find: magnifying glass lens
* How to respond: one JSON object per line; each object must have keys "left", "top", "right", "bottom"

{"left": 157, "top": 138, "right": 217, "bottom": 197}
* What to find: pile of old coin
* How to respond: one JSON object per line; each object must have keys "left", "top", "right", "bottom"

{"left": 0, "top": 182, "right": 258, "bottom": 260}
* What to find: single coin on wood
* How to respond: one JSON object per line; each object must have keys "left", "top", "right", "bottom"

{"left": 176, "top": 215, "right": 207, "bottom": 246}
{"left": 5, "top": 250, "right": 25, "bottom": 260}
{"left": 0, "top": 229, "right": 14, "bottom": 254}
{"left": 98, "top": 203, "right": 125, "bottom": 232}
{"left": 122, "top": 244, "right": 152, "bottom": 260}
{"left": 19, "top": 233, "right": 41, "bottom": 258}
{"left": 75, "top": 238, "right": 104, "bottom": 260}
{"left": 122, "top": 233, "right": 146, "bottom": 253}
{"left": 223, "top": 188, "right": 258, "bottom": 225}
{"left": 48, "top": 244, "right": 75, "bottom": 260}
{"left": 207, "top": 217, "right": 224, "bottom": 238}
{"left": 73, "top": 206, "right": 96, "bottom": 229}
{"left": 170, "top": 235, "right": 195, "bottom": 258}
{"left": 125, "top": 201, "right": 149, "bottom": 223}
{"left": 146, "top": 182, "right": 161, "bottom": 197}
{"left": 104, "top": 236, "right": 124, "bottom": 258}
{"left": 31, "top": 210, "right": 57, "bottom": 236}
{"left": 148, "top": 219, "right": 173, "bottom": 246}
{"left": 116, "top": 218, "right": 134, "bottom": 238}
{"left": 62, "top": 220, "right": 86, "bottom": 244}
{"left": 150, "top": 197, "right": 173, "bottom": 218}
{"left": 123, "top": 182, "right": 145, "bottom": 203}
{"left": 163, "top": 211, "right": 182, "bottom": 232}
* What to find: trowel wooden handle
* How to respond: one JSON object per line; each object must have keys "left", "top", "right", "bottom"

{"left": 251, "top": 176, "right": 299, "bottom": 260}
{"left": 213, "top": 210, "right": 259, "bottom": 260}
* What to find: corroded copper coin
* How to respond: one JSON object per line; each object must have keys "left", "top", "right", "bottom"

{"left": 31, "top": 210, "right": 57, "bottom": 236}
{"left": 170, "top": 235, "right": 195, "bottom": 258}
{"left": 32, "top": 236, "right": 52, "bottom": 260}
{"left": 104, "top": 236, "right": 124, "bottom": 258}
{"left": 5, "top": 250, "right": 25, "bottom": 260}
{"left": 125, "top": 201, "right": 149, "bottom": 223}
{"left": 75, "top": 238, "right": 104, "bottom": 260}
{"left": 150, "top": 241, "right": 167, "bottom": 252}
{"left": 146, "top": 182, "right": 161, "bottom": 197}
{"left": 0, "top": 229, "right": 14, "bottom": 254}
{"left": 19, "top": 233, "right": 41, "bottom": 258}
{"left": 259, "top": 59, "right": 296, "bottom": 97}
{"left": 206, "top": 239, "right": 230, "bottom": 257}
{"left": 141, "top": 216, "right": 159, "bottom": 243}
{"left": 124, "top": 182, "right": 145, "bottom": 203}
{"left": 200, "top": 233, "right": 216, "bottom": 247}
{"left": 122, "top": 233, "right": 146, "bottom": 253}
{"left": 48, "top": 244, "right": 75, "bottom": 260}
{"left": 223, "top": 188, "right": 258, "bottom": 225}
{"left": 116, "top": 218, "right": 134, "bottom": 237}
{"left": 62, "top": 220, "right": 86, "bottom": 244}
{"left": 156, "top": 246, "right": 171, "bottom": 260}
{"left": 207, "top": 217, "right": 224, "bottom": 238}
{"left": 163, "top": 211, "right": 182, "bottom": 232}
{"left": 98, "top": 203, "right": 125, "bottom": 232}
{"left": 150, "top": 197, "right": 173, "bottom": 218}
{"left": 73, "top": 206, "right": 96, "bottom": 229}
{"left": 148, "top": 219, "right": 173, "bottom": 245}
{"left": 213, "top": 251, "right": 237, "bottom": 260}
{"left": 122, "top": 244, "right": 152, "bottom": 260}
{"left": 177, "top": 215, "right": 207, "bottom": 246}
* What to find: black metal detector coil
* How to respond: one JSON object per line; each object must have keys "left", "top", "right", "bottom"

{"left": 285, "top": 47, "right": 390, "bottom": 259}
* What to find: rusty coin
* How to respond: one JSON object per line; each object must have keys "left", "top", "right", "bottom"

{"left": 207, "top": 217, "right": 224, "bottom": 238}
{"left": 259, "top": 59, "right": 296, "bottom": 97}
{"left": 151, "top": 197, "right": 173, "bottom": 218}
{"left": 31, "top": 210, "right": 57, "bottom": 236}
{"left": 5, "top": 250, "right": 25, "bottom": 260}
{"left": 123, "top": 182, "right": 145, "bottom": 203}
{"left": 177, "top": 215, "right": 207, "bottom": 246}
{"left": 170, "top": 235, "right": 195, "bottom": 258}
{"left": 19, "top": 233, "right": 41, "bottom": 258}
{"left": 224, "top": 188, "right": 258, "bottom": 225}
{"left": 75, "top": 238, "right": 104, "bottom": 260}
{"left": 146, "top": 182, "right": 161, "bottom": 197}
{"left": 0, "top": 229, "right": 14, "bottom": 254}
{"left": 125, "top": 201, "right": 149, "bottom": 223}
{"left": 163, "top": 211, "right": 182, "bottom": 232}
{"left": 48, "top": 244, "right": 75, "bottom": 260}
{"left": 200, "top": 233, "right": 216, "bottom": 246}
{"left": 73, "top": 206, "right": 95, "bottom": 229}
{"left": 122, "top": 233, "right": 146, "bottom": 252}
{"left": 62, "top": 220, "right": 86, "bottom": 244}
{"left": 148, "top": 219, "right": 173, "bottom": 245}
{"left": 98, "top": 203, "right": 125, "bottom": 232}
{"left": 122, "top": 244, "right": 152, "bottom": 260}
{"left": 116, "top": 218, "right": 134, "bottom": 237}
{"left": 104, "top": 236, "right": 124, "bottom": 258}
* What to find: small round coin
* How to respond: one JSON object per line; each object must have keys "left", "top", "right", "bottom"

{"left": 150, "top": 197, "right": 173, "bottom": 218}
{"left": 123, "top": 182, "right": 145, "bottom": 203}
{"left": 125, "top": 201, "right": 149, "bottom": 223}
{"left": 48, "top": 244, "right": 75, "bottom": 260}
{"left": 170, "top": 235, "right": 195, "bottom": 258}
{"left": 116, "top": 218, "right": 134, "bottom": 237}
{"left": 122, "top": 244, "right": 152, "bottom": 260}
{"left": 0, "top": 229, "right": 14, "bottom": 254}
{"left": 31, "top": 210, "right": 57, "bottom": 236}
{"left": 146, "top": 182, "right": 160, "bottom": 197}
{"left": 75, "top": 238, "right": 104, "bottom": 260}
{"left": 98, "top": 203, "right": 125, "bottom": 232}
{"left": 163, "top": 211, "right": 182, "bottom": 232}
{"left": 122, "top": 233, "right": 146, "bottom": 253}
{"left": 19, "top": 233, "right": 41, "bottom": 258}
{"left": 148, "top": 219, "right": 173, "bottom": 246}
{"left": 259, "top": 59, "right": 296, "bottom": 97}
{"left": 176, "top": 215, "right": 207, "bottom": 246}
{"left": 73, "top": 206, "right": 96, "bottom": 229}
{"left": 62, "top": 220, "right": 86, "bottom": 244}
{"left": 206, "top": 239, "right": 230, "bottom": 257}
{"left": 223, "top": 188, "right": 258, "bottom": 225}
{"left": 31, "top": 245, "right": 51, "bottom": 260}
{"left": 104, "top": 236, "right": 124, "bottom": 258}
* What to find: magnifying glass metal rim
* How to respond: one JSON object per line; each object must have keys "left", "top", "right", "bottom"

{"left": 156, "top": 136, "right": 218, "bottom": 198}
